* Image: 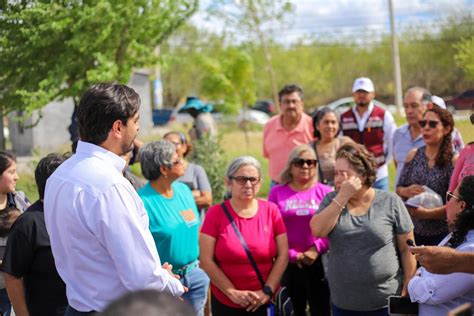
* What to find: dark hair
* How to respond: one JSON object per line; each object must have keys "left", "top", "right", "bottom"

{"left": 35, "top": 153, "right": 67, "bottom": 199}
{"left": 312, "top": 107, "right": 340, "bottom": 138}
{"left": 448, "top": 175, "right": 474, "bottom": 248}
{"left": 163, "top": 131, "right": 192, "bottom": 157}
{"left": 77, "top": 82, "right": 140, "bottom": 145}
{"left": 278, "top": 84, "right": 303, "bottom": 102}
{"left": 423, "top": 107, "right": 454, "bottom": 167}
{"left": 99, "top": 289, "right": 194, "bottom": 316}
{"left": 336, "top": 143, "right": 377, "bottom": 186}
{"left": 0, "top": 206, "right": 21, "bottom": 237}
{"left": 0, "top": 151, "right": 16, "bottom": 175}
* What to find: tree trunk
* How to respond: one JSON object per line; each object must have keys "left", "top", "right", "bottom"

{"left": 0, "top": 112, "right": 5, "bottom": 151}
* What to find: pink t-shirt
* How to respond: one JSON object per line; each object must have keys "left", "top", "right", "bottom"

{"left": 200, "top": 199, "right": 286, "bottom": 308}
{"left": 263, "top": 113, "right": 314, "bottom": 182}
{"left": 449, "top": 143, "right": 474, "bottom": 191}
{"left": 268, "top": 182, "right": 332, "bottom": 262}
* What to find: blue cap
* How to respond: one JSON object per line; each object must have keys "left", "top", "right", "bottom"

{"left": 181, "top": 96, "right": 213, "bottom": 113}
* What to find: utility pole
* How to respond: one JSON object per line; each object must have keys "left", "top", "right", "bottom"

{"left": 388, "top": 0, "right": 403, "bottom": 114}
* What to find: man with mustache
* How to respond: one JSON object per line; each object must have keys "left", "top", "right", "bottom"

{"left": 340, "top": 77, "right": 397, "bottom": 191}
{"left": 263, "top": 84, "right": 314, "bottom": 186}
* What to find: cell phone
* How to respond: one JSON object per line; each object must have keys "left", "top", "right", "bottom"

{"left": 388, "top": 295, "right": 418, "bottom": 315}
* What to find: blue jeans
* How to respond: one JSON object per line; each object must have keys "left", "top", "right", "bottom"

{"left": 373, "top": 177, "right": 389, "bottom": 192}
{"left": 331, "top": 304, "right": 388, "bottom": 316}
{"left": 0, "top": 288, "right": 11, "bottom": 316}
{"left": 180, "top": 266, "right": 210, "bottom": 316}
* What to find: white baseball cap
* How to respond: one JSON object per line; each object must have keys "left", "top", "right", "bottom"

{"left": 431, "top": 95, "right": 446, "bottom": 109}
{"left": 352, "top": 77, "right": 375, "bottom": 93}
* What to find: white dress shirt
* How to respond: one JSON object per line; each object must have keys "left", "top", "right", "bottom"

{"left": 44, "top": 141, "right": 184, "bottom": 312}
{"left": 408, "top": 230, "right": 474, "bottom": 316}
{"left": 351, "top": 102, "right": 397, "bottom": 181}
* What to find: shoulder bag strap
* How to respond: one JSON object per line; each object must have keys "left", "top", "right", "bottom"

{"left": 220, "top": 202, "right": 265, "bottom": 287}
{"left": 313, "top": 142, "right": 327, "bottom": 184}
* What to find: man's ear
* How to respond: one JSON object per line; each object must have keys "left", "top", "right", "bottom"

{"left": 110, "top": 120, "right": 123, "bottom": 138}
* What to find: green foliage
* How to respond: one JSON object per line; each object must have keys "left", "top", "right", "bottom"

{"left": 189, "top": 136, "right": 227, "bottom": 203}
{"left": 455, "top": 36, "right": 474, "bottom": 80}
{"left": 198, "top": 47, "right": 256, "bottom": 114}
{"left": 0, "top": 0, "right": 198, "bottom": 117}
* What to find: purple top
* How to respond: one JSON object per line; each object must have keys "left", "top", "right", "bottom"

{"left": 268, "top": 182, "right": 332, "bottom": 262}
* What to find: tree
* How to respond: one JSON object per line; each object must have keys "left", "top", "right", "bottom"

{"left": 455, "top": 36, "right": 474, "bottom": 81}
{"left": 208, "top": 0, "right": 294, "bottom": 109}
{"left": 0, "top": 0, "right": 198, "bottom": 146}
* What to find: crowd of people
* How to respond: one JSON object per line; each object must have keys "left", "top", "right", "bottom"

{"left": 0, "top": 80, "right": 471, "bottom": 316}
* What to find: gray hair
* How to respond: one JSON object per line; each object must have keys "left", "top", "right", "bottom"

{"left": 280, "top": 144, "right": 317, "bottom": 184}
{"left": 226, "top": 156, "right": 262, "bottom": 179}
{"left": 405, "top": 86, "right": 432, "bottom": 105}
{"left": 140, "top": 140, "right": 176, "bottom": 181}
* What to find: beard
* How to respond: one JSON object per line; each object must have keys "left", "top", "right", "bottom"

{"left": 356, "top": 100, "right": 370, "bottom": 107}
{"left": 120, "top": 137, "right": 135, "bottom": 156}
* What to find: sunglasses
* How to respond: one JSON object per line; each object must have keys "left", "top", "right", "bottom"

{"left": 292, "top": 158, "right": 318, "bottom": 168}
{"left": 229, "top": 176, "right": 260, "bottom": 186}
{"left": 418, "top": 119, "right": 440, "bottom": 129}
{"left": 446, "top": 191, "right": 463, "bottom": 202}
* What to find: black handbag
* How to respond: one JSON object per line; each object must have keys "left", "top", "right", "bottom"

{"left": 221, "top": 203, "right": 294, "bottom": 316}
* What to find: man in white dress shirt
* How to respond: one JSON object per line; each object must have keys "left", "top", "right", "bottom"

{"left": 44, "top": 83, "right": 185, "bottom": 315}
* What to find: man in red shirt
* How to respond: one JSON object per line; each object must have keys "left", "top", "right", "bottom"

{"left": 263, "top": 84, "right": 314, "bottom": 185}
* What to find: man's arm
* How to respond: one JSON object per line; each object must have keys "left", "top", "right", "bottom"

{"left": 383, "top": 111, "right": 397, "bottom": 163}
{"left": 410, "top": 246, "right": 474, "bottom": 274}
{"left": 4, "top": 273, "right": 29, "bottom": 316}
{"left": 96, "top": 184, "right": 185, "bottom": 296}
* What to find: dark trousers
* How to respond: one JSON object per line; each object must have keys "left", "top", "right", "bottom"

{"left": 331, "top": 304, "right": 388, "bottom": 316}
{"left": 64, "top": 306, "right": 96, "bottom": 316}
{"left": 282, "top": 260, "right": 330, "bottom": 316}
{"left": 210, "top": 294, "right": 268, "bottom": 316}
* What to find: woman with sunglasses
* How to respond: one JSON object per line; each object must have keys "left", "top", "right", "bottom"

{"left": 311, "top": 143, "right": 416, "bottom": 316}
{"left": 138, "top": 140, "right": 210, "bottom": 316}
{"left": 268, "top": 144, "right": 332, "bottom": 316}
{"left": 397, "top": 107, "right": 457, "bottom": 246}
{"left": 200, "top": 156, "right": 288, "bottom": 316}
{"left": 408, "top": 175, "right": 474, "bottom": 316}
{"left": 310, "top": 107, "right": 353, "bottom": 186}
{"left": 163, "top": 131, "right": 212, "bottom": 210}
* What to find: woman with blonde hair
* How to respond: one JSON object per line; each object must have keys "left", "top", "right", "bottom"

{"left": 269, "top": 144, "right": 332, "bottom": 316}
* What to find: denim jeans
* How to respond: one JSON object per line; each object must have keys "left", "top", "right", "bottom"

{"left": 331, "top": 304, "right": 388, "bottom": 316}
{"left": 0, "top": 288, "right": 11, "bottom": 316}
{"left": 180, "top": 266, "right": 210, "bottom": 316}
{"left": 373, "top": 176, "right": 389, "bottom": 192}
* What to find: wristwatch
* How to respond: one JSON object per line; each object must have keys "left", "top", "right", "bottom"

{"left": 262, "top": 285, "right": 273, "bottom": 298}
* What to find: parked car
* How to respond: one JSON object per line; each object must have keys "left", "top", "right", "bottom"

{"left": 312, "top": 97, "right": 396, "bottom": 117}
{"left": 237, "top": 108, "right": 270, "bottom": 126}
{"left": 251, "top": 99, "right": 277, "bottom": 115}
{"left": 444, "top": 90, "right": 474, "bottom": 112}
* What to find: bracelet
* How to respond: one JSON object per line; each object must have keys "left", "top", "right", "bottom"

{"left": 332, "top": 198, "right": 345, "bottom": 209}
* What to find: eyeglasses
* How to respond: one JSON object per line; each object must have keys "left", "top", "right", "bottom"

{"left": 229, "top": 176, "right": 260, "bottom": 186}
{"left": 292, "top": 158, "right": 318, "bottom": 168}
{"left": 281, "top": 99, "right": 301, "bottom": 105}
{"left": 446, "top": 191, "right": 463, "bottom": 202}
{"left": 418, "top": 119, "right": 441, "bottom": 129}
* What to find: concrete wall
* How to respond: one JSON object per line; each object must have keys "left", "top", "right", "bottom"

{"left": 9, "top": 72, "right": 153, "bottom": 156}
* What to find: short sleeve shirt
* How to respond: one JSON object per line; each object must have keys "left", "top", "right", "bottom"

{"left": 1, "top": 200, "right": 67, "bottom": 316}
{"left": 178, "top": 163, "right": 212, "bottom": 192}
{"left": 317, "top": 190, "right": 414, "bottom": 311}
{"left": 138, "top": 182, "right": 200, "bottom": 269}
{"left": 200, "top": 199, "right": 286, "bottom": 308}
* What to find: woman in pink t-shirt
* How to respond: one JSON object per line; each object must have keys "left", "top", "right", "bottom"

{"left": 268, "top": 144, "right": 332, "bottom": 316}
{"left": 200, "top": 156, "right": 288, "bottom": 316}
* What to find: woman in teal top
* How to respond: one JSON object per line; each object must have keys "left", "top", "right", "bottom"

{"left": 138, "top": 140, "right": 209, "bottom": 316}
